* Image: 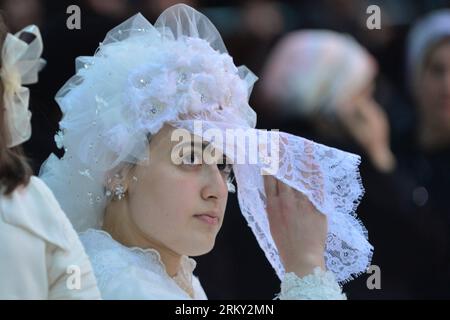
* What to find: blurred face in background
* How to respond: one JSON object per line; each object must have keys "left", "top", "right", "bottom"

{"left": 416, "top": 38, "right": 450, "bottom": 150}
{"left": 1, "top": 0, "right": 42, "bottom": 33}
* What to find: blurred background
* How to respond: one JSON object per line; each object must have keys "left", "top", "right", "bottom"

{"left": 2, "top": 0, "right": 450, "bottom": 299}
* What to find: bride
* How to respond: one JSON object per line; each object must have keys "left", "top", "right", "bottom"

{"left": 40, "top": 4, "right": 372, "bottom": 299}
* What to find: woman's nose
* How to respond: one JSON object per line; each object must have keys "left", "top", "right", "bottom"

{"left": 200, "top": 165, "right": 228, "bottom": 201}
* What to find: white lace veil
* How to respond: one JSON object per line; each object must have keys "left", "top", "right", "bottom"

{"left": 40, "top": 4, "right": 372, "bottom": 283}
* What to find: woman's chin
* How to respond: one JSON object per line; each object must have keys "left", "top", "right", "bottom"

{"left": 184, "top": 239, "right": 216, "bottom": 257}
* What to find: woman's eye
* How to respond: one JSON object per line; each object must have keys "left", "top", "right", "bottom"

{"left": 217, "top": 162, "right": 233, "bottom": 175}
{"left": 182, "top": 152, "right": 202, "bottom": 165}
{"left": 217, "top": 155, "right": 232, "bottom": 174}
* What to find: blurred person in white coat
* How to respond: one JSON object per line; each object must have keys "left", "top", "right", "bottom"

{"left": 0, "top": 16, "right": 100, "bottom": 299}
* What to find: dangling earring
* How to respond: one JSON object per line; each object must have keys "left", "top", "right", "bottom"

{"left": 106, "top": 174, "right": 127, "bottom": 200}
{"left": 105, "top": 183, "right": 126, "bottom": 200}
{"left": 113, "top": 184, "right": 126, "bottom": 200}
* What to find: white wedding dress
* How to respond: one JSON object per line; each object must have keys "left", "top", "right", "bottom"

{"left": 80, "top": 228, "right": 346, "bottom": 300}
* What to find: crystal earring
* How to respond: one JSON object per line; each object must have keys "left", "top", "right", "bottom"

{"left": 106, "top": 183, "right": 126, "bottom": 200}
{"left": 113, "top": 184, "right": 126, "bottom": 200}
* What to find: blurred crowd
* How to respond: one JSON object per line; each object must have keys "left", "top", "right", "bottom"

{"left": 1, "top": 0, "right": 450, "bottom": 299}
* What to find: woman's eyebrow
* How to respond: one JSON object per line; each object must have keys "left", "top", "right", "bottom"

{"left": 172, "top": 140, "right": 230, "bottom": 161}
{"left": 173, "top": 140, "right": 211, "bottom": 150}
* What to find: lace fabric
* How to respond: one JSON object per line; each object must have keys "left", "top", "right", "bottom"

{"left": 170, "top": 118, "right": 372, "bottom": 283}
{"left": 278, "top": 267, "right": 346, "bottom": 300}
{"left": 81, "top": 229, "right": 345, "bottom": 300}
{"left": 79, "top": 229, "right": 196, "bottom": 298}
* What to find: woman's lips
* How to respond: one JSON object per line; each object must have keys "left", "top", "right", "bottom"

{"left": 194, "top": 214, "right": 219, "bottom": 225}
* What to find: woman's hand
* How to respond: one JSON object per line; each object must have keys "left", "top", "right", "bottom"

{"left": 338, "top": 85, "right": 396, "bottom": 173}
{"left": 264, "top": 175, "right": 328, "bottom": 277}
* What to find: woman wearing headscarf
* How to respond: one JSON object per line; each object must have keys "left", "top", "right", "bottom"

{"left": 39, "top": 4, "right": 373, "bottom": 299}
{"left": 392, "top": 9, "right": 450, "bottom": 298}
{"left": 259, "top": 30, "right": 419, "bottom": 299}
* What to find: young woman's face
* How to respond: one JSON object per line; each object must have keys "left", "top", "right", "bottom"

{"left": 417, "top": 40, "right": 450, "bottom": 135}
{"left": 126, "top": 124, "right": 230, "bottom": 257}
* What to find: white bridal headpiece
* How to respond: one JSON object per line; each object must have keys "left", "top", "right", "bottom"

{"left": 1, "top": 25, "right": 45, "bottom": 147}
{"left": 40, "top": 4, "right": 372, "bottom": 283}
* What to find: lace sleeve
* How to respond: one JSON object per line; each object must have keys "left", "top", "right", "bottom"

{"left": 277, "top": 267, "right": 347, "bottom": 300}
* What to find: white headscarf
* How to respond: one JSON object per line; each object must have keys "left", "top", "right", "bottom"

{"left": 1, "top": 25, "right": 45, "bottom": 147}
{"left": 261, "top": 30, "right": 377, "bottom": 117}
{"left": 40, "top": 4, "right": 372, "bottom": 283}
